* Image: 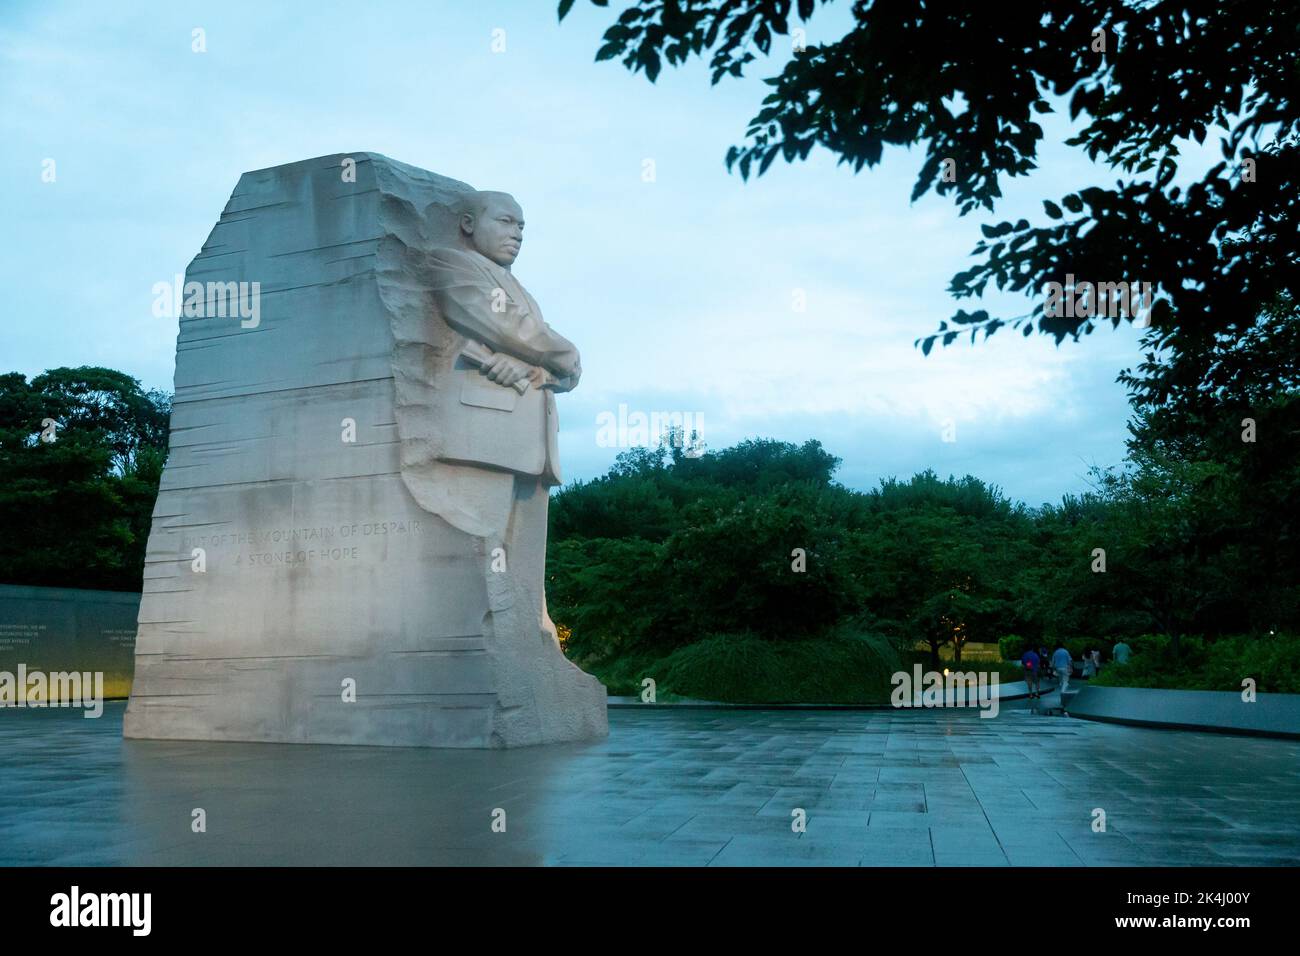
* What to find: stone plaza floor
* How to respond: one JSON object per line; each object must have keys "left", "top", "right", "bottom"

{"left": 2, "top": 701, "right": 1298, "bottom": 866}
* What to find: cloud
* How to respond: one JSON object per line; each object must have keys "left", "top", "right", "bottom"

{"left": 1, "top": 0, "right": 1146, "bottom": 506}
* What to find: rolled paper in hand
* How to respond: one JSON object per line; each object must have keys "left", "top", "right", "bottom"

{"left": 460, "top": 340, "right": 529, "bottom": 394}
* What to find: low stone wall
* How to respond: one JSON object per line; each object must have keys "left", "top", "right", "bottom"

{"left": 0, "top": 584, "right": 139, "bottom": 701}
{"left": 1068, "top": 684, "right": 1300, "bottom": 739}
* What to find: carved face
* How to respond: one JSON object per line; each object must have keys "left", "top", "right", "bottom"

{"left": 463, "top": 192, "right": 525, "bottom": 268}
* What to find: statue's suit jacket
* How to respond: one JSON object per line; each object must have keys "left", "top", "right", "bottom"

{"left": 425, "top": 247, "right": 580, "bottom": 488}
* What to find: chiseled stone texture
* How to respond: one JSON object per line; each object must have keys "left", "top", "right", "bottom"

{"left": 122, "top": 152, "right": 607, "bottom": 748}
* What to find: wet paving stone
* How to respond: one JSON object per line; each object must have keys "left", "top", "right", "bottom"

{"left": 1, "top": 702, "right": 1296, "bottom": 866}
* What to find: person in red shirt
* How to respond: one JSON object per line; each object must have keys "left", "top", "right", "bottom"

{"left": 1020, "top": 647, "right": 1041, "bottom": 698}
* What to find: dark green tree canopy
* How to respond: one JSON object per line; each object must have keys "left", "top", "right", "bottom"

{"left": 0, "top": 368, "right": 170, "bottom": 591}
{"left": 9, "top": 366, "right": 170, "bottom": 473}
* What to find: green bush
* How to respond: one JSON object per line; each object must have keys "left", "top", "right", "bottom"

{"left": 1091, "top": 633, "right": 1300, "bottom": 693}
{"left": 1007, "top": 635, "right": 1152, "bottom": 664}
{"left": 998, "top": 635, "right": 1027, "bottom": 660}
{"left": 588, "top": 631, "right": 904, "bottom": 704}
{"left": 581, "top": 650, "right": 666, "bottom": 697}
{"left": 547, "top": 420, "right": 1300, "bottom": 699}
{"left": 1001, "top": 635, "right": 1095, "bottom": 661}
{"left": 1064, "top": 637, "right": 1096, "bottom": 660}
{"left": 984, "top": 661, "right": 1030, "bottom": 685}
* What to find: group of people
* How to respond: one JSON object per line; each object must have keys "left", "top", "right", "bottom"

{"left": 1020, "top": 641, "right": 1131, "bottom": 698}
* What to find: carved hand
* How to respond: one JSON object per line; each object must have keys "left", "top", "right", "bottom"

{"left": 482, "top": 353, "right": 535, "bottom": 389}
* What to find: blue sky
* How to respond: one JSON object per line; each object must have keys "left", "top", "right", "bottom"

{"left": 1, "top": 0, "right": 1169, "bottom": 505}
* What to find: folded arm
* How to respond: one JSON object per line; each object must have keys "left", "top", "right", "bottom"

{"left": 472, "top": 347, "right": 581, "bottom": 393}
{"left": 427, "top": 249, "right": 580, "bottom": 380}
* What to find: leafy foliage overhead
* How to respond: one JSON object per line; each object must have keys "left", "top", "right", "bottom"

{"left": 560, "top": 1, "right": 1300, "bottom": 394}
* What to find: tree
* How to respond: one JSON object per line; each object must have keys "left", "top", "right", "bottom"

{"left": 550, "top": 434, "right": 860, "bottom": 658}
{"left": 1106, "top": 294, "right": 1300, "bottom": 645}
{"left": 1121, "top": 293, "right": 1300, "bottom": 428}
{"left": 560, "top": 1, "right": 1299, "bottom": 394}
{"left": 27, "top": 366, "right": 170, "bottom": 474}
{"left": 0, "top": 368, "right": 171, "bottom": 591}
{"left": 1023, "top": 491, "right": 1148, "bottom": 644}
{"left": 858, "top": 472, "right": 1034, "bottom": 664}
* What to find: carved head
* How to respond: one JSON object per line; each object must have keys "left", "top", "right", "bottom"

{"left": 456, "top": 190, "right": 524, "bottom": 268}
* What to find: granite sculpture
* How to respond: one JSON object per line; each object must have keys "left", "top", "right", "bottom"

{"left": 122, "top": 153, "right": 608, "bottom": 747}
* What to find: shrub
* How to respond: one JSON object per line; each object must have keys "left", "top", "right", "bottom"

{"left": 595, "top": 631, "right": 905, "bottom": 705}
{"left": 998, "top": 634, "right": 1027, "bottom": 660}
{"left": 1091, "top": 633, "right": 1300, "bottom": 693}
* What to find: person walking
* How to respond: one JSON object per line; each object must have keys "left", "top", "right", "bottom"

{"left": 1021, "top": 646, "right": 1041, "bottom": 698}
{"left": 1051, "top": 645, "right": 1074, "bottom": 694}
{"left": 1082, "top": 648, "right": 1097, "bottom": 679}
{"left": 1112, "top": 640, "right": 1132, "bottom": 664}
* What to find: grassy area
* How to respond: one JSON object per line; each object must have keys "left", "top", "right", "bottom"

{"left": 923, "top": 642, "right": 1003, "bottom": 663}
{"left": 902, "top": 650, "right": 1024, "bottom": 685}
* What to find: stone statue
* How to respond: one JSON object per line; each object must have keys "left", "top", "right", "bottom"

{"left": 396, "top": 188, "right": 607, "bottom": 742}
{"left": 415, "top": 190, "right": 580, "bottom": 533}
{"left": 123, "top": 154, "right": 607, "bottom": 748}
